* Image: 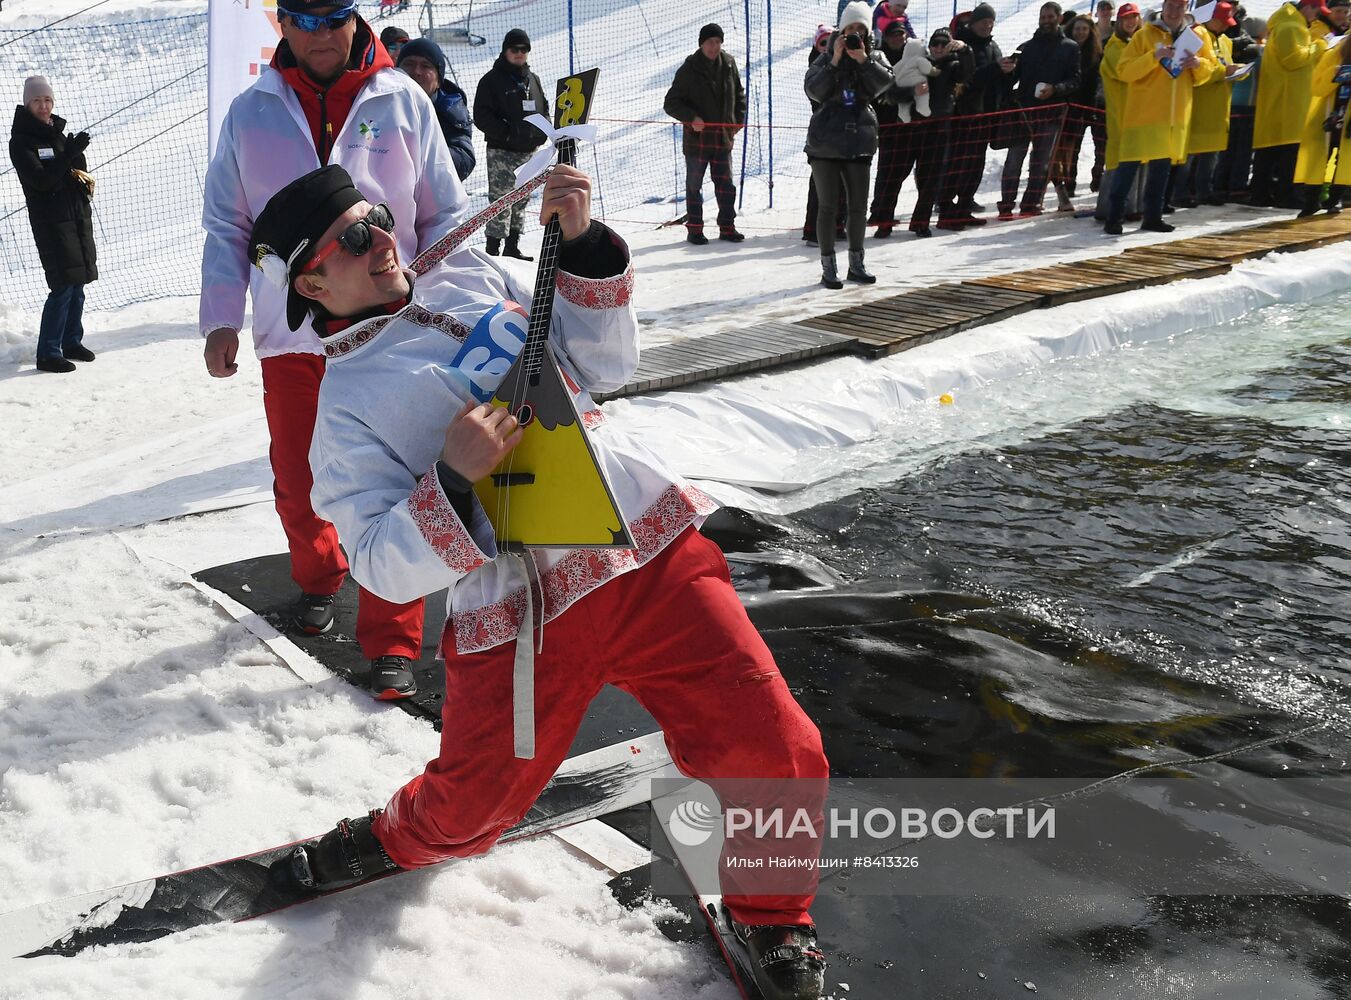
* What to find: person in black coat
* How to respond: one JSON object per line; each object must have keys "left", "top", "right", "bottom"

{"left": 473, "top": 29, "right": 548, "bottom": 259}
{"left": 944, "top": 4, "right": 1004, "bottom": 223}
{"left": 9, "top": 75, "right": 96, "bottom": 374}
{"left": 397, "top": 37, "right": 476, "bottom": 183}
{"left": 909, "top": 29, "right": 975, "bottom": 235}
{"left": 868, "top": 20, "right": 923, "bottom": 238}
{"left": 663, "top": 23, "right": 747, "bottom": 244}
{"left": 995, "top": 1, "right": 1081, "bottom": 216}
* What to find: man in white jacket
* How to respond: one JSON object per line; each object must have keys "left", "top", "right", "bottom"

{"left": 246, "top": 162, "right": 830, "bottom": 1000}
{"left": 199, "top": 1, "right": 468, "bottom": 700}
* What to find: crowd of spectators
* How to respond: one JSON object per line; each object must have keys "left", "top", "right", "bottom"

{"left": 800, "top": 0, "right": 1351, "bottom": 286}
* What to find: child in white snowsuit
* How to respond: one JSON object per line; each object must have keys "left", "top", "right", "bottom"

{"left": 891, "top": 37, "right": 940, "bottom": 121}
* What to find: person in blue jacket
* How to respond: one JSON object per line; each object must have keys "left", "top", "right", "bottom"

{"left": 397, "top": 37, "right": 475, "bottom": 182}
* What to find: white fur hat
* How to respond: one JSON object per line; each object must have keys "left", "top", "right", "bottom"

{"left": 838, "top": 1, "right": 873, "bottom": 31}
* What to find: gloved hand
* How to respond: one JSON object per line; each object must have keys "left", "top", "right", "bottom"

{"left": 70, "top": 168, "right": 96, "bottom": 199}
{"left": 66, "top": 131, "right": 91, "bottom": 154}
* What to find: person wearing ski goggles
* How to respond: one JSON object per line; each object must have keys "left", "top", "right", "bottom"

{"left": 276, "top": 3, "right": 358, "bottom": 33}
{"left": 201, "top": 0, "right": 467, "bottom": 704}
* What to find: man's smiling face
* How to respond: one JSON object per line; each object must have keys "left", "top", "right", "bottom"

{"left": 294, "top": 201, "right": 409, "bottom": 318}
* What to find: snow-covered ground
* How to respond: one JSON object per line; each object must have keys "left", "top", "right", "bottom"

{"left": 2, "top": 1, "right": 1342, "bottom": 997}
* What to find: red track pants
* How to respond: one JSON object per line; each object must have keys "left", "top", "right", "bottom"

{"left": 260, "top": 354, "right": 424, "bottom": 660}
{"left": 373, "top": 527, "right": 830, "bottom": 927}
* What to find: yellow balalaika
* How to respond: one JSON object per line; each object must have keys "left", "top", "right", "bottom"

{"left": 471, "top": 68, "right": 635, "bottom": 551}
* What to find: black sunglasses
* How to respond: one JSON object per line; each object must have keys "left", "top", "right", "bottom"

{"left": 507, "top": 44, "right": 530, "bottom": 53}
{"left": 302, "top": 203, "right": 395, "bottom": 272}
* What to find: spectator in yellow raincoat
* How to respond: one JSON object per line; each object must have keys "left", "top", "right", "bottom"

{"left": 1251, "top": 0, "right": 1328, "bottom": 206}
{"left": 1182, "top": 2, "right": 1245, "bottom": 205}
{"left": 1102, "top": 0, "right": 1216, "bottom": 234}
{"left": 1294, "top": 34, "right": 1351, "bottom": 214}
{"left": 1095, "top": 2, "right": 1143, "bottom": 220}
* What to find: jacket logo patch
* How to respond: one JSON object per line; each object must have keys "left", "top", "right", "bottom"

{"left": 358, "top": 119, "right": 382, "bottom": 141}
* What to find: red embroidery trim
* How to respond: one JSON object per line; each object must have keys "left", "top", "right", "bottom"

{"left": 322, "top": 315, "right": 395, "bottom": 359}
{"left": 408, "top": 470, "right": 489, "bottom": 574}
{"left": 581, "top": 409, "right": 605, "bottom": 430}
{"left": 452, "top": 483, "right": 717, "bottom": 653}
{"left": 555, "top": 267, "right": 634, "bottom": 311}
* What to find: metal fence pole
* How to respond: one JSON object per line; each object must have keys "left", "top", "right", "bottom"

{"left": 766, "top": 0, "right": 773, "bottom": 209}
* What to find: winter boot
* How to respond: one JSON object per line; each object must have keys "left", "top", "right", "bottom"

{"left": 687, "top": 227, "right": 709, "bottom": 245}
{"left": 285, "top": 810, "right": 402, "bottom": 891}
{"left": 369, "top": 655, "right": 417, "bottom": 700}
{"left": 503, "top": 235, "right": 533, "bottom": 261}
{"left": 846, "top": 249, "right": 876, "bottom": 284}
{"left": 291, "top": 592, "right": 336, "bottom": 635}
{"left": 1054, "top": 181, "right": 1074, "bottom": 213}
{"left": 734, "top": 922, "right": 827, "bottom": 1000}
{"left": 820, "top": 254, "right": 843, "bottom": 290}
{"left": 63, "top": 345, "right": 96, "bottom": 362}
{"left": 486, "top": 237, "right": 501, "bottom": 256}
{"left": 36, "top": 357, "right": 76, "bottom": 373}
{"left": 719, "top": 226, "right": 746, "bottom": 242}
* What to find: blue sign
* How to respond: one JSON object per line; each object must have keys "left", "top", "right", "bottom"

{"left": 446, "top": 300, "right": 529, "bottom": 402}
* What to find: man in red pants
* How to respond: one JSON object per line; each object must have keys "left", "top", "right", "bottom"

{"left": 200, "top": 1, "right": 467, "bottom": 699}
{"left": 246, "top": 162, "right": 830, "bottom": 1000}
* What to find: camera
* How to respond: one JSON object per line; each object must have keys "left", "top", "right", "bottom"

{"left": 845, "top": 33, "right": 864, "bottom": 50}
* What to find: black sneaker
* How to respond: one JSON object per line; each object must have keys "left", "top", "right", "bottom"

{"left": 369, "top": 655, "right": 417, "bottom": 700}
{"left": 1140, "top": 219, "right": 1175, "bottom": 233}
{"left": 284, "top": 810, "right": 401, "bottom": 891}
{"left": 734, "top": 922, "right": 826, "bottom": 1000}
{"left": 63, "top": 345, "right": 96, "bottom": 362}
{"left": 291, "top": 592, "right": 336, "bottom": 635}
{"left": 36, "top": 357, "right": 76, "bottom": 373}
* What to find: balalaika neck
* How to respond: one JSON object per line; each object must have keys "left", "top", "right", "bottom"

{"left": 520, "top": 137, "right": 576, "bottom": 380}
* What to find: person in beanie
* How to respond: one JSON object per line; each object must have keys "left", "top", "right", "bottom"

{"left": 943, "top": 3, "right": 1003, "bottom": 224}
{"left": 200, "top": 0, "right": 467, "bottom": 699}
{"left": 9, "top": 75, "right": 97, "bottom": 374}
{"left": 663, "top": 23, "right": 748, "bottom": 245}
{"left": 379, "top": 25, "right": 408, "bottom": 61}
{"left": 398, "top": 37, "right": 475, "bottom": 181}
{"left": 252, "top": 161, "right": 831, "bottom": 1000}
{"left": 805, "top": 3, "right": 894, "bottom": 287}
{"left": 473, "top": 29, "right": 549, "bottom": 259}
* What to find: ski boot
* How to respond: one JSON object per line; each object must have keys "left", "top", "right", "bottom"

{"left": 282, "top": 810, "right": 401, "bottom": 891}
{"left": 734, "top": 921, "right": 827, "bottom": 1000}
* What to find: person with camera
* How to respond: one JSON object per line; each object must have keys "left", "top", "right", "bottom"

{"left": 805, "top": 3, "right": 894, "bottom": 288}
{"left": 9, "top": 75, "right": 97, "bottom": 374}
{"left": 994, "top": 1, "right": 1081, "bottom": 218}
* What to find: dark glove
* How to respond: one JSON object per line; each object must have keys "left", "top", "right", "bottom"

{"left": 66, "top": 131, "right": 90, "bottom": 154}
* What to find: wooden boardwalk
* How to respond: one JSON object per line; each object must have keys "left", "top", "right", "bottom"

{"left": 595, "top": 212, "right": 1351, "bottom": 402}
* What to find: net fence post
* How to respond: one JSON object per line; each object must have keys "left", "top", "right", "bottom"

{"left": 738, "top": 0, "right": 749, "bottom": 213}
